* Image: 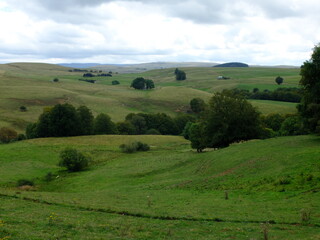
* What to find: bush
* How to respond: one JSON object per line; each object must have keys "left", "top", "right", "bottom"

{"left": 112, "top": 80, "right": 120, "bottom": 85}
{"left": 119, "top": 141, "right": 150, "bottom": 153}
{"left": 17, "top": 179, "right": 34, "bottom": 187}
{"left": 59, "top": 148, "right": 90, "bottom": 172}
{"left": 0, "top": 127, "right": 18, "bottom": 143}
{"left": 20, "top": 106, "right": 27, "bottom": 112}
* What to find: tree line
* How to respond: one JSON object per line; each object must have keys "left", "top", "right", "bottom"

{"left": 226, "top": 87, "right": 302, "bottom": 103}
{"left": 24, "top": 103, "right": 196, "bottom": 139}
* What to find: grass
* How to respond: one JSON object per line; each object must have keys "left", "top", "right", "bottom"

{"left": 0, "top": 63, "right": 300, "bottom": 131}
{"left": 0, "top": 134, "right": 319, "bottom": 239}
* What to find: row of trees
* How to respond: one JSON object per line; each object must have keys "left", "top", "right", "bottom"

{"left": 25, "top": 103, "right": 196, "bottom": 139}
{"left": 26, "top": 104, "right": 117, "bottom": 138}
{"left": 226, "top": 88, "right": 302, "bottom": 103}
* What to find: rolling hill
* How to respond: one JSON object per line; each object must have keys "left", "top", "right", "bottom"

{"left": 0, "top": 134, "right": 319, "bottom": 239}
{"left": 0, "top": 62, "right": 300, "bottom": 132}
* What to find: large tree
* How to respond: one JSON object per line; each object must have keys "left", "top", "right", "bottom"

{"left": 205, "top": 92, "right": 261, "bottom": 148}
{"left": 298, "top": 43, "right": 320, "bottom": 133}
{"left": 93, "top": 113, "right": 117, "bottom": 135}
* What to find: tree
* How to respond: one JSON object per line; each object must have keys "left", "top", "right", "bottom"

{"left": 53, "top": 78, "right": 59, "bottom": 82}
{"left": 145, "top": 79, "right": 155, "bottom": 89}
{"left": 0, "top": 127, "right": 18, "bottom": 143}
{"left": 50, "top": 104, "right": 80, "bottom": 137}
{"left": 93, "top": 113, "right": 117, "bottom": 134}
{"left": 116, "top": 121, "right": 136, "bottom": 135}
{"left": 205, "top": 92, "right": 261, "bottom": 148}
{"left": 175, "top": 69, "right": 186, "bottom": 80}
{"left": 190, "top": 98, "right": 206, "bottom": 113}
{"left": 130, "top": 115, "right": 147, "bottom": 134}
{"left": 188, "top": 122, "right": 207, "bottom": 152}
{"left": 131, "top": 77, "right": 155, "bottom": 90}
{"left": 275, "top": 76, "right": 284, "bottom": 85}
{"left": 77, "top": 105, "right": 94, "bottom": 135}
{"left": 298, "top": 43, "right": 320, "bottom": 133}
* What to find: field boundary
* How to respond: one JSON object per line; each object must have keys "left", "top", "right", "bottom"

{"left": 1, "top": 192, "right": 319, "bottom": 227}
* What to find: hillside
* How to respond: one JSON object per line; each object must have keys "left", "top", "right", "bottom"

{"left": 0, "top": 134, "right": 319, "bottom": 239}
{"left": 0, "top": 62, "right": 300, "bottom": 132}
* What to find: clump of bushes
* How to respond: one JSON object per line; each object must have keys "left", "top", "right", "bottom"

{"left": 119, "top": 141, "right": 150, "bottom": 153}
{"left": 59, "top": 148, "right": 90, "bottom": 172}
{"left": 17, "top": 179, "right": 34, "bottom": 187}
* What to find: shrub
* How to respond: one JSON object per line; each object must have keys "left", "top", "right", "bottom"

{"left": 59, "top": 148, "right": 90, "bottom": 172}
{"left": 119, "top": 141, "right": 150, "bottom": 153}
{"left": 17, "top": 179, "right": 34, "bottom": 187}
{"left": 0, "top": 127, "right": 18, "bottom": 143}
{"left": 20, "top": 106, "right": 27, "bottom": 112}
{"left": 53, "top": 78, "right": 59, "bottom": 82}
{"left": 112, "top": 80, "right": 120, "bottom": 85}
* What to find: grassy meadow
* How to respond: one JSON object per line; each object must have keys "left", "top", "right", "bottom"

{"left": 0, "top": 63, "right": 299, "bottom": 132}
{"left": 0, "top": 135, "right": 319, "bottom": 239}
{"left": 1, "top": 62, "right": 318, "bottom": 239}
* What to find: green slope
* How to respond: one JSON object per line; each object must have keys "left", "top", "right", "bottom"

{"left": 0, "top": 135, "right": 319, "bottom": 239}
{"left": 0, "top": 63, "right": 299, "bottom": 131}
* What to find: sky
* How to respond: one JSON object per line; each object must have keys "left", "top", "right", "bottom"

{"left": 0, "top": 0, "right": 319, "bottom": 65}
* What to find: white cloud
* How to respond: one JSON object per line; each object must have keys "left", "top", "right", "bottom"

{"left": 0, "top": 0, "right": 319, "bottom": 65}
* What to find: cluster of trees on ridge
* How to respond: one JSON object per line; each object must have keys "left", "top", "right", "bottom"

{"left": 23, "top": 103, "right": 195, "bottom": 139}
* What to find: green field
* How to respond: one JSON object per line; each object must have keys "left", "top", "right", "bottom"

{"left": 0, "top": 135, "right": 319, "bottom": 239}
{"left": 0, "top": 63, "right": 300, "bottom": 132}
{"left": 1, "top": 62, "right": 317, "bottom": 239}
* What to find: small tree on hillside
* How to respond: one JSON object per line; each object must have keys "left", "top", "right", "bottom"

{"left": 275, "top": 76, "right": 284, "bottom": 85}
{"left": 175, "top": 69, "right": 186, "bottom": 80}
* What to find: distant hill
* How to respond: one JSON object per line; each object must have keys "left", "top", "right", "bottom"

{"left": 59, "top": 63, "right": 102, "bottom": 68}
{"left": 88, "top": 62, "right": 219, "bottom": 73}
{"left": 214, "top": 62, "right": 249, "bottom": 67}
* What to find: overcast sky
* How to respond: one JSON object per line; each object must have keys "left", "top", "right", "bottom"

{"left": 0, "top": 0, "right": 319, "bottom": 65}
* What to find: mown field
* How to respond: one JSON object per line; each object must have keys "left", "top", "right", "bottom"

{"left": 0, "top": 135, "right": 319, "bottom": 239}
{"left": 0, "top": 63, "right": 299, "bottom": 132}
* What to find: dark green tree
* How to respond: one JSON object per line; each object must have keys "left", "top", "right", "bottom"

{"left": 298, "top": 43, "right": 320, "bottom": 133}
{"left": 205, "top": 92, "right": 261, "bottom": 148}
{"left": 145, "top": 79, "right": 155, "bottom": 89}
{"left": 77, "top": 105, "right": 94, "bottom": 135}
{"left": 50, "top": 104, "right": 80, "bottom": 137}
{"left": 36, "top": 109, "right": 53, "bottom": 137}
{"left": 93, "top": 113, "right": 117, "bottom": 134}
{"left": 131, "top": 77, "right": 154, "bottom": 90}
{"left": 190, "top": 98, "right": 206, "bottom": 113}
{"left": 130, "top": 115, "right": 147, "bottom": 134}
{"left": 175, "top": 69, "right": 186, "bottom": 80}
{"left": 26, "top": 123, "right": 38, "bottom": 139}
{"left": 275, "top": 76, "right": 284, "bottom": 85}
{"left": 116, "top": 121, "right": 136, "bottom": 135}
{"left": 188, "top": 122, "right": 207, "bottom": 152}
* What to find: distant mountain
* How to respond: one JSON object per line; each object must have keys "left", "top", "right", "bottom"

{"left": 214, "top": 62, "right": 249, "bottom": 67}
{"left": 88, "top": 62, "right": 219, "bottom": 73}
{"left": 59, "top": 63, "right": 102, "bottom": 68}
